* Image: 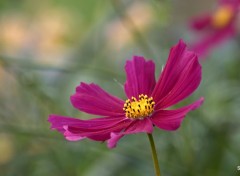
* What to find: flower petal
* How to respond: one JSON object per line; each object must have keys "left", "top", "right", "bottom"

{"left": 191, "top": 25, "right": 235, "bottom": 57}
{"left": 63, "top": 126, "right": 86, "bottom": 141}
{"left": 190, "top": 14, "right": 212, "bottom": 31}
{"left": 152, "top": 40, "right": 202, "bottom": 109}
{"left": 220, "top": 0, "right": 240, "bottom": 7}
{"left": 70, "top": 83, "right": 125, "bottom": 116}
{"left": 124, "top": 56, "right": 156, "bottom": 98}
{"left": 48, "top": 114, "right": 130, "bottom": 142}
{"left": 107, "top": 118, "right": 153, "bottom": 148}
{"left": 151, "top": 97, "right": 204, "bottom": 131}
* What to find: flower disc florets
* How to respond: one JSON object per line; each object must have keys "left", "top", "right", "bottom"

{"left": 123, "top": 94, "right": 155, "bottom": 119}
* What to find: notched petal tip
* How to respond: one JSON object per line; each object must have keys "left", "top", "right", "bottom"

{"left": 132, "top": 55, "right": 146, "bottom": 61}
{"left": 173, "top": 39, "right": 187, "bottom": 52}
{"left": 124, "top": 55, "right": 156, "bottom": 98}
{"left": 178, "top": 38, "right": 186, "bottom": 45}
{"left": 48, "top": 114, "right": 61, "bottom": 129}
{"left": 152, "top": 39, "right": 201, "bottom": 109}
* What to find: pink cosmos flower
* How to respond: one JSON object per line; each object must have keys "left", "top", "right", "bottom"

{"left": 48, "top": 40, "right": 204, "bottom": 148}
{"left": 190, "top": 0, "right": 240, "bottom": 57}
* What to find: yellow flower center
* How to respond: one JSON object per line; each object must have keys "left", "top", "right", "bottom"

{"left": 123, "top": 94, "right": 155, "bottom": 119}
{"left": 212, "top": 5, "right": 234, "bottom": 28}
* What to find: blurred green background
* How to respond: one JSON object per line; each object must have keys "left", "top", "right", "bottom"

{"left": 0, "top": 0, "right": 240, "bottom": 175}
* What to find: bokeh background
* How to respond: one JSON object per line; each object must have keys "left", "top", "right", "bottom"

{"left": 0, "top": 0, "right": 240, "bottom": 176}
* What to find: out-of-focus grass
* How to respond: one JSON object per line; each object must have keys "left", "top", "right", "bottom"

{"left": 0, "top": 0, "right": 240, "bottom": 176}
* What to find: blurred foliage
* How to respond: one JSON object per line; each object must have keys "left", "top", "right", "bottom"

{"left": 0, "top": 0, "right": 240, "bottom": 176}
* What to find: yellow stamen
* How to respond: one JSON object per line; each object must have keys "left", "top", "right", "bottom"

{"left": 212, "top": 5, "right": 234, "bottom": 28}
{"left": 123, "top": 94, "right": 155, "bottom": 119}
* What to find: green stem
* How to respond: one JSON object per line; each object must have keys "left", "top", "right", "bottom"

{"left": 147, "top": 133, "right": 161, "bottom": 176}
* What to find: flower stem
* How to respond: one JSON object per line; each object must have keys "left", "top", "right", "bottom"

{"left": 147, "top": 133, "right": 161, "bottom": 176}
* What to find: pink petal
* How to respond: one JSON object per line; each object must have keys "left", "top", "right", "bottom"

{"left": 63, "top": 126, "right": 86, "bottom": 141}
{"left": 70, "top": 83, "right": 125, "bottom": 116}
{"left": 48, "top": 114, "right": 130, "bottom": 142}
{"left": 151, "top": 97, "right": 204, "bottom": 131}
{"left": 106, "top": 133, "right": 123, "bottom": 149}
{"left": 191, "top": 25, "right": 236, "bottom": 57}
{"left": 107, "top": 118, "right": 153, "bottom": 148}
{"left": 190, "top": 14, "right": 212, "bottom": 31}
{"left": 49, "top": 115, "right": 81, "bottom": 133}
{"left": 152, "top": 40, "right": 202, "bottom": 109}
{"left": 220, "top": 0, "right": 240, "bottom": 6}
{"left": 190, "top": 0, "right": 239, "bottom": 32}
{"left": 124, "top": 56, "right": 156, "bottom": 98}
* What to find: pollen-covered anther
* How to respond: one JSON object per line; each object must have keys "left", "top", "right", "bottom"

{"left": 123, "top": 94, "right": 155, "bottom": 119}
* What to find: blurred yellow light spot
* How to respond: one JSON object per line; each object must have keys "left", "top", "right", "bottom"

{"left": 0, "top": 15, "right": 28, "bottom": 52}
{"left": 212, "top": 5, "right": 234, "bottom": 28}
{"left": 0, "top": 134, "right": 14, "bottom": 164}
{"left": 105, "top": 2, "right": 154, "bottom": 50}
{"left": 0, "top": 8, "right": 73, "bottom": 66}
